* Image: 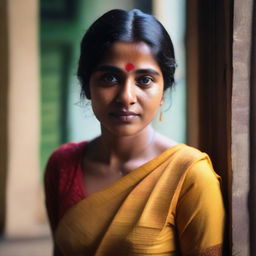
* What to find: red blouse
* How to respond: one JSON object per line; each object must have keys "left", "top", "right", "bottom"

{"left": 44, "top": 141, "right": 88, "bottom": 232}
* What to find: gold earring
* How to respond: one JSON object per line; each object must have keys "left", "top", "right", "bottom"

{"left": 158, "top": 100, "right": 164, "bottom": 122}
{"left": 159, "top": 111, "right": 163, "bottom": 122}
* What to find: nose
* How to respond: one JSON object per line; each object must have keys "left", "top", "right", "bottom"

{"left": 115, "top": 79, "right": 137, "bottom": 106}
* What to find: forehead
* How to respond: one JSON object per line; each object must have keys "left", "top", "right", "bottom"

{"left": 99, "top": 41, "right": 159, "bottom": 69}
{"left": 109, "top": 41, "right": 153, "bottom": 55}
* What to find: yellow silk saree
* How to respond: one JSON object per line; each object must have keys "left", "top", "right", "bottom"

{"left": 54, "top": 144, "right": 225, "bottom": 256}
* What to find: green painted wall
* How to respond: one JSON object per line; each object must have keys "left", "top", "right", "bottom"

{"left": 40, "top": 0, "right": 84, "bottom": 173}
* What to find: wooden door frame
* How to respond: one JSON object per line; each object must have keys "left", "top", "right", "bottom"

{"left": 186, "top": 1, "right": 232, "bottom": 253}
{"left": 187, "top": 0, "right": 255, "bottom": 255}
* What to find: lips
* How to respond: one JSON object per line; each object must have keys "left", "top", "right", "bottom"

{"left": 109, "top": 110, "right": 139, "bottom": 122}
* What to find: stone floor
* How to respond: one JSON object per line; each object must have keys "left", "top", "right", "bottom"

{"left": 0, "top": 235, "right": 52, "bottom": 256}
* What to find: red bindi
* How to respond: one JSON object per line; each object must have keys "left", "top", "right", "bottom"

{"left": 125, "top": 63, "right": 135, "bottom": 72}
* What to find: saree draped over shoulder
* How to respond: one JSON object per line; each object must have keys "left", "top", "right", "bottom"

{"left": 50, "top": 144, "right": 225, "bottom": 256}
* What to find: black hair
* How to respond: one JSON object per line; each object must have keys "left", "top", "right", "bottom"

{"left": 77, "top": 9, "right": 177, "bottom": 99}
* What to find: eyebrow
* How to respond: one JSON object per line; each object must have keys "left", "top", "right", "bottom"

{"left": 94, "top": 65, "right": 161, "bottom": 76}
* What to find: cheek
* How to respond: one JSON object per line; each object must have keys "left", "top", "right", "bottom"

{"left": 90, "top": 87, "right": 116, "bottom": 110}
{"left": 141, "top": 92, "right": 163, "bottom": 118}
{"left": 146, "top": 87, "right": 164, "bottom": 106}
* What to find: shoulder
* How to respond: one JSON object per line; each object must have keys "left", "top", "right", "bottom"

{"left": 168, "top": 144, "right": 221, "bottom": 195}
{"left": 44, "top": 141, "right": 87, "bottom": 182}
{"left": 174, "top": 146, "right": 224, "bottom": 220}
{"left": 167, "top": 144, "right": 212, "bottom": 173}
{"left": 47, "top": 141, "right": 87, "bottom": 166}
{"left": 50, "top": 141, "right": 87, "bottom": 158}
{"left": 175, "top": 144, "right": 208, "bottom": 160}
{"left": 174, "top": 145, "right": 221, "bottom": 201}
{"left": 178, "top": 144, "right": 219, "bottom": 181}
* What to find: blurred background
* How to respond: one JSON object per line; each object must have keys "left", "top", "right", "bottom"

{"left": 1, "top": 0, "right": 255, "bottom": 255}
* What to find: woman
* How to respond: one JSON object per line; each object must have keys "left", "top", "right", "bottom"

{"left": 44, "top": 9, "right": 225, "bottom": 256}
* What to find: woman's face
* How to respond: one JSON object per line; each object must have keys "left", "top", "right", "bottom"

{"left": 89, "top": 41, "right": 164, "bottom": 136}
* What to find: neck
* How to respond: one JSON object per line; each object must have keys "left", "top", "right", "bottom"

{"left": 98, "top": 126, "right": 155, "bottom": 164}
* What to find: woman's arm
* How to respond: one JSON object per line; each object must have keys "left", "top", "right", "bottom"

{"left": 176, "top": 158, "right": 225, "bottom": 256}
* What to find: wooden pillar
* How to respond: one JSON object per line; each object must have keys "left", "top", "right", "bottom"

{"left": 186, "top": 0, "right": 200, "bottom": 147}
{"left": 249, "top": 1, "right": 256, "bottom": 254}
{"left": 0, "top": 0, "right": 9, "bottom": 236}
{"left": 5, "top": 0, "right": 43, "bottom": 237}
{"left": 231, "top": 0, "right": 253, "bottom": 255}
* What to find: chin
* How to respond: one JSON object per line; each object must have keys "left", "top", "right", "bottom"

{"left": 102, "top": 124, "right": 147, "bottom": 137}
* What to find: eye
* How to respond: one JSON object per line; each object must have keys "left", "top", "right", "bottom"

{"left": 136, "top": 76, "right": 154, "bottom": 87}
{"left": 101, "top": 73, "right": 119, "bottom": 84}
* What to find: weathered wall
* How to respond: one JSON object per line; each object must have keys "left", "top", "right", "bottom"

{"left": 6, "top": 0, "right": 46, "bottom": 237}
{"left": 232, "top": 0, "right": 253, "bottom": 255}
{"left": 249, "top": 2, "right": 256, "bottom": 254}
